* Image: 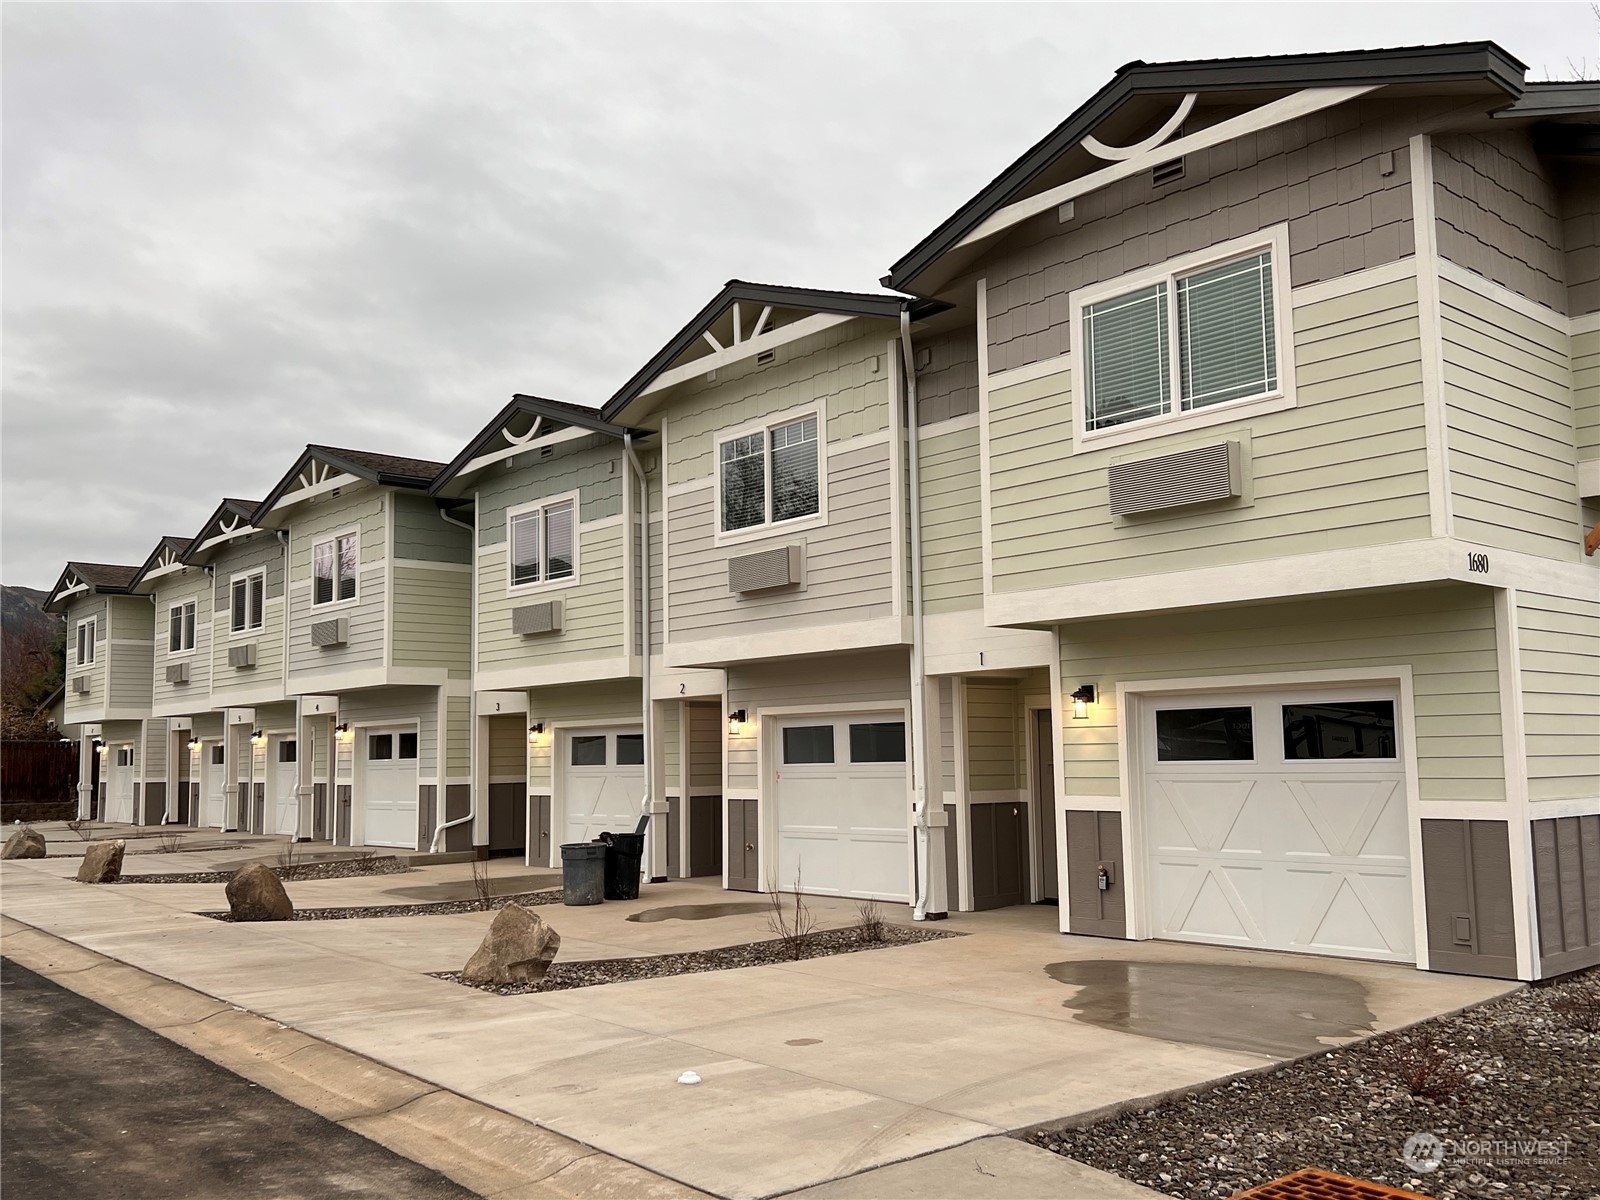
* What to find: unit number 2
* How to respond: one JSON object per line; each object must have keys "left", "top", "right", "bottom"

{"left": 1466, "top": 552, "right": 1490, "bottom": 574}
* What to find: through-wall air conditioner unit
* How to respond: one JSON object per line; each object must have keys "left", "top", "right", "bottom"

{"left": 166, "top": 662, "right": 190, "bottom": 684}
{"left": 512, "top": 599, "right": 563, "bottom": 636}
{"left": 1108, "top": 441, "right": 1241, "bottom": 517}
{"left": 71, "top": 675, "right": 91, "bottom": 695}
{"left": 310, "top": 618, "right": 349, "bottom": 648}
{"left": 728, "top": 544, "right": 803, "bottom": 594}
{"left": 228, "top": 643, "right": 257, "bottom": 669}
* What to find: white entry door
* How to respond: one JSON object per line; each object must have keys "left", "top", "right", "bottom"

{"left": 202, "top": 742, "right": 226, "bottom": 828}
{"left": 361, "top": 728, "right": 419, "bottom": 848}
{"left": 1144, "top": 688, "right": 1413, "bottom": 963}
{"left": 270, "top": 737, "right": 299, "bottom": 836}
{"left": 106, "top": 745, "right": 136, "bottom": 824}
{"left": 773, "top": 715, "right": 909, "bottom": 902}
{"left": 561, "top": 728, "right": 645, "bottom": 845}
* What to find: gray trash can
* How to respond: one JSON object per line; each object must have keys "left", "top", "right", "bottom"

{"left": 560, "top": 842, "right": 606, "bottom": 906}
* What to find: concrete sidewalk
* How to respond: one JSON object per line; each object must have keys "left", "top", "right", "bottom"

{"left": 0, "top": 856, "right": 1515, "bottom": 1199}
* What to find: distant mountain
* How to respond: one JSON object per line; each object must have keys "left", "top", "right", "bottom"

{"left": 2, "top": 585, "right": 59, "bottom": 647}
{"left": 2, "top": 586, "right": 64, "bottom": 706}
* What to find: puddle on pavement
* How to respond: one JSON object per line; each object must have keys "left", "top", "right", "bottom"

{"left": 1045, "top": 959, "right": 1376, "bottom": 1059}
{"left": 625, "top": 902, "right": 770, "bottom": 923}
{"left": 382, "top": 874, "right": 558, "bottom": 902}
{"left": 211, "top": 851, "right": 380, "bottom": 872}
{"left": 785, "top": 1038, "right": 822, "bottom": 1046}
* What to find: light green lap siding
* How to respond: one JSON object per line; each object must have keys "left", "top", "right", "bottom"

{"left": 446, "top": 695, "right": 470, "bottom": 778}
{"left": 920, "top": 424, "right": 983, "bottom": 614}
{"left": 108, "top": 641, "right": 154, "bottom": 711}
{"left": 1572, "top": 327, "right": 1598, "bottom": 471}
{"left": 486, "top": 715, "right": 526, "bottom": 779}
{"left": 286, "top": 487, "right": 388, "bottom": 683}
{"left": 391, "top": 567, "right": 470, "bottom": 671}
{"left": 392, "top": 492, "right": 470, "bottom": 563}
{"left": 664, "top": 324, "right": 894, "bottom": 488}
{"left": 1441, "top": 280, "right": 1579, "bottom": 561}
{"left": 311, "top": 719, "right": 330, "bottom": 776}
{"left": 1517, "top": 591, "right": 1600, "bottom": 802}
{"left": 152, "top": 573, "right": 212, "bottom": 710}
{"left": 525, "top": 680, "right": 642, "bottom": 791}
{"left": 662, "top": 701, "right": 680, "bottom": 789}
{"left": 110, "top": 595, "right": 154, "bottom": 640}
{"left": 63, "top": 598, "right": 107, "bottom": 723}
{"left": 1059, "top": 586, "right": 1505, "bottom": 803}
{"left": 141, "top": 719, "right": 168, "bottom": 779}
{"left": 965, "top": 680, "right": 1019, "bottom": 790}
{"left": 477, "top": 523, "right": 625, "bottom": 669}
{"left": 211, "top": 601, "right": 285, "bottom": 702}
{"left": 989, "top": 273, "right": 1429, "bottom": 593}
{"left": 668, "top": 439, "right": 894, "bottom": 642}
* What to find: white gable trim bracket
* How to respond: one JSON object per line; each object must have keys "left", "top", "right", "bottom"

{"left": 269, "top": 464, "right": 364, "bottom": 513}
{"left": 643, "top": 311, "right": 856, "bottom": 399}
{"left": 957, "top": 84, "right": 1378, "bottom": 250}
{"left": 1081, "top": 93, "right": 1197, "bottom": 161}
{"left": 458, "top": 423, "right": 595, "bottom": 481}
{"left": 194, "top": 512, "right": 259, "bottom": 554}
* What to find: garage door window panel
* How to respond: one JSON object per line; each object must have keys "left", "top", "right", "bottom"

{"left": 1283, "top": 701, "right": 1397, "bottom": 760}
{"left": 571, "top": 735, "right": 607, "bottom": 766}
{"left": 368, "top": 734, "right": 393, "bottom": 761}
{"left": 615, "top": 734, "right": 644, "bottom": 765}
{"left": 398, "top": 732, "right": 418, "bottom": 760}
{"left": 783, "top": 725, "right": 834, "bottom": 765}
{"left": 849, "top": 722, "right": 905, "bottom": 763}
{"left": 1156, "top": 707, "right": 1254, "bottom": 761}
{"left": 278, "top": 740, "right": 297, "bottom": 764}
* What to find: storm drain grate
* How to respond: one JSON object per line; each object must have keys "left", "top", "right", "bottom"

{"left": 1236, "top": 1169, "right": 1431, "bottom": 1200}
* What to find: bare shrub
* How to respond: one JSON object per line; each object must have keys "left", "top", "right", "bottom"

{"left": 276, "top": 840, "right": 301, "bottom": 871}
{"left": 855, "top": 900, "right": 888, "bottom": 943}
{"left": 766, "top": 867, "right": 817, "bottom": 960}
{"left": 67, "top": 818, "right": 95, "bottom": 841}
{"left": 155, "top": 830, "right": 185, "bottom": 854}
{"left": 470, "top": 856, "right": 494, "bottom": 907}
{"left": 1550, "top": 978, "right": 1600, "bottom": 1033}
{"left": 1373, "top": 1031, "right": 1468, "bottom": 1101}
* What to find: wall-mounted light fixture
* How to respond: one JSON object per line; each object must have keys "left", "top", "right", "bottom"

{"left": 727, "top": 709, "right": 747, "bottom": 735}
{"left": 187, "top": 737, "right": 200, "bottom": 751}
{"left": 527, "top": 722, "right": 544, "bottom": 741}
{"left": 1070, "top": 684, "right": 1096, "bottom": 720}
{"left": 93, "top": 739, "right": 106, "bottom": 752}
{"left": 335, "top": 722, "right": 351, "bottom": 740}
{"left": 250, "top": 729, "right": 265, "bottom": 745}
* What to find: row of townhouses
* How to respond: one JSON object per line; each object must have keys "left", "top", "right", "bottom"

{"left": 45, "top": 44, "right": 1599, "bottom": 982}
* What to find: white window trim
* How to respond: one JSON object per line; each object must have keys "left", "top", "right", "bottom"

{"left": 713, "top": 403, "right": 829, "bottom": 548}
{"left": 310, "top": 527, "right": 361, "bottom": 610}
{"left": 75, "top": 617, "right": 96, "bottom": 666}
{"left": 229, "top": 569, "right": 266, "bottom": 637}
{"left": 168, "top": 599, "right": 198, "bottom": 657}
{"left": 505, "top": 491, "right": 581, "bottom": 596}
{"left": 1070, "top": 223, "right": 1296, "bottom": 454}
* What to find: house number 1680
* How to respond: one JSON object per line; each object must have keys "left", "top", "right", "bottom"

{"left": 1466, "top": 552, "right": 1490, "bottom": 574}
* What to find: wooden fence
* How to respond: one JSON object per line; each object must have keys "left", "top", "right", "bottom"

{"left": 1, "top": 739, "right": 78, "bottom": 803}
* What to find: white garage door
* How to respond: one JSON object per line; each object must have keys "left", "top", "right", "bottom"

{"left": 562, "top": 728, "right": 644, "bottom": 845}
{"left": 270, "top": 737, "right": 299, "bottom": 836}
{"left": 106, "top": 745, "right": 136, "bottom": 824}
{"left": 361, "top": 727, "right": 419, "bottom": 848}
{"left": 774, "top": 715, "right": 909, "bottom": 902}
{"left": 1144, "top": 688, "right": 1413, "bottom": 963}
{"left": 202, "top": 742, "right": 226, "bottom": 828}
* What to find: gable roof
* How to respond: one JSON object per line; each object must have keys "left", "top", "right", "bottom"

{"left": 43, "top": 561, "right": 141, "bottom": 612}
{"left": 883, "top": 42, "right": 1527, "bottom": 293}
{"left": 600, "top": 280, "right": 943, "bottom": 423}
{"left": 252, "top": 444, "right": 447, "bottom": 523}
{"left": 430, "top": 394, "right": 635, "bottom": 496}
{"left": 129, "top": 536, "right": 197, "bottom": 592}
{"left": 181, "top": 498, "right": 262, "bottom": 564}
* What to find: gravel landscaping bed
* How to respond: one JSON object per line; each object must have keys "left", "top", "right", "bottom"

{"left": 1027, "top": 968, "right": 1599, "bottom": 1200}
{"left": 200, "top": 888, "right": 564, "bottom": 921}
{"left": 434, "top": 924, "right": 959, "bottom": 994}
{"left": 118, "top": 856, "right": 408, "bottom": 885}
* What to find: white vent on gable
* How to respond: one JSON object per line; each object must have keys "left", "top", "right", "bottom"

{"left": 512, "top": 599, "right": 563, "bottom": 636}
{"left": 166, "top": 662, "right": 190, "bottom": 684}
{"left": 756, "top": 349, "right": 777, "bottom": 366}
{"left": 1152, "top": 157, "right": 1185, "bottom": 186}
{"left": 228, "top": 643, "right": 257, "bottom": 669}
{"left": 1108, "top": 441, "right": 1240, "bottom": 516}
{"left": 311, "top": 618, "right": 348, "bottom": 648}
{"left": 728, "top": 544, "right": 803, "bottom": 594}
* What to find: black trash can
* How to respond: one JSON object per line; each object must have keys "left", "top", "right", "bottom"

{"left": 560, "top": 842, "right": 607, "bottom": 906}
{"left": 599, "top": 831, "right": 645, "bottom": 901}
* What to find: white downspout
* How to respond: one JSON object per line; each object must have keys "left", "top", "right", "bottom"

{"left": 900, "top": 309, "right": 931, "bottom": 922}
{"left": 431, "top": 503, "right": 477, "bottom": 851}
{"left": 623, "top": 433, "right": 656, "bottom": 867}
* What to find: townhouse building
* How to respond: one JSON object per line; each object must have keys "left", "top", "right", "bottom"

{"left": 42, "top": 41, "right": 1595, "bottom": 983}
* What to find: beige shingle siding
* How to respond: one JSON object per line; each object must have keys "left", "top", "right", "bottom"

{"left": 920, "top": 423, "right": 982, "bottom": 615}
{"left": 1517, "top": 591, "right": 1600, "bottom": 803}
{"left": 1059, "top": 586, "right": 1505, "bottom": 803}
{"left": 915, "top": 329, "right": 979, "bottom": 426}
{"left": 392, "top": 491, "right": 470, "bottom": 563}
{"left": 1433, "top": 132, "right": 1568, "bottom": 316}
{"left": 475, "top": 438, "right": 621, "bottom": 546}
{"left": 1441, "top": 279, "right": 1580, "bottom": 562}
{"left": 988, "top": 271, "right": 1429, "bottom": 593}
{"left": 1561, "top": 179, "right": 1600, "bottom": 317}
{"left": 980, "top": 98, "right": 1454, "bottom": 375}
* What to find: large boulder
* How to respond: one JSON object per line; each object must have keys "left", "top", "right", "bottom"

{"left": 226, "top": 862, "right": 294, "bottom": 922}
{"left": 463, "top": 904, "right": 560, "bottom": 986}
{"left": 76, "top": 839, "right": 125, "bottom": 883}
{"left": 2, "top": 828, "right": 47, "bottom": 860}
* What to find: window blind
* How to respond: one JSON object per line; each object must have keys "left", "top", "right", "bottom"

{"left": 1178, "top": 252, "right": 1275, "bottom": 411}
{"left": 1084, "top": 283, "right": 1170, "bottom": 431}
{"left": 510, "top": 511, "right": 541, "bottom": 585}
{"left": 720, "top": 433, "right": 765, "bottom": 531}
{"left": 770, "top": 416, "right": 819, "bottom": 523}
{"left": 544, "top": 502, "right": 574, "bottom": 581}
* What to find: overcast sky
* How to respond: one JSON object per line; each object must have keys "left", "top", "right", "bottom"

{"left": 2, "top": 3, "right": 1589, "bottom": 588}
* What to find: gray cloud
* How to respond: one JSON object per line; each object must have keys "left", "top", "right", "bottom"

{"left": 3, "top": 2, "right": 1585, "bottom": 586}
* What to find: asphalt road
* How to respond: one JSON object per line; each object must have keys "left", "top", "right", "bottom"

{"left": 0, "top": 957, "right": 477, "bottom": 1199}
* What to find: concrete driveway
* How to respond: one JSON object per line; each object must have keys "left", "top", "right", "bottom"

{"left": 0, "top": 851, "right": 1515, "bottom": 1200}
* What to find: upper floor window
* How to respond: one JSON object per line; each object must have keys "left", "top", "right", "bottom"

{"left": 231, "top": 571, "right": 265, "bottom": 633}
{"left": 169, "top": 601, "right": 196, "bottom": 653}
{"left": 312, "top": 532, "right": 357, "bottom": 606}
{"left": 1072, "top": 227, "right": 1292, "bottom": 450}
{"left": 508, "top": 498, "right": 575, "bottom": 589}
{"left": 75, "top": 618, "right": 96, "bottom": 666}
{"left": 718, "top": 413, "right": 820, "bottom": 534}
